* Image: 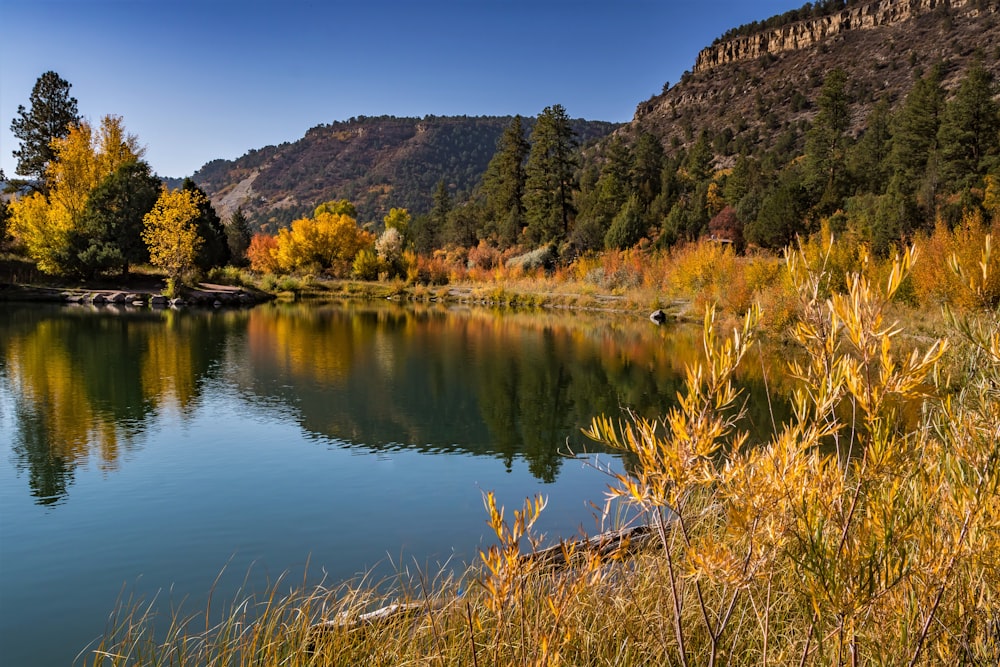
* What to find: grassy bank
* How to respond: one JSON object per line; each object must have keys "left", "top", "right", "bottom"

{"left": 77, "top": 234, "right": 1000, "bottom": 666}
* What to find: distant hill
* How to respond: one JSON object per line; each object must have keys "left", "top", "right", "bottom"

{"left": 621, "top": 0, "right": 999, "bottom": 164}
{"left": 191, "top": 115, "right": 619, "bottom": 232}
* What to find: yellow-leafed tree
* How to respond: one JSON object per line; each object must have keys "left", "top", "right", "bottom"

{"left": 8, "top": 115, "right": 144, "bottom": 274}
{"left": 142, "top": 187, "right": 204, "bottom": 281}
{"left": 274, "top": 210, "right": 373, "bottom": 277}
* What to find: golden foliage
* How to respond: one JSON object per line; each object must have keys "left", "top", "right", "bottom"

{"left": 8, "top": 116, "right": 144, "bottom": 274}
{"left": 274, "top": 211, "right": 373, "bottom": 277}
{"left": 142, "top": 187, "right": 204, "bottom": 280}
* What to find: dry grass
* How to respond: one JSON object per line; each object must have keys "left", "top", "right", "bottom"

{"left": 83, "top": 233, "right": 1000, "bottom": 666}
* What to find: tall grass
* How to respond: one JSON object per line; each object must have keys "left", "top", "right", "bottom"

{"left": 84, "top": 236, "right": 999, "bottom": 666}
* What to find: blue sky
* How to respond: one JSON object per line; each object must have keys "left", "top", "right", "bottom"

{"left": 1, "top": 0, "right": 804, "bottom": 179}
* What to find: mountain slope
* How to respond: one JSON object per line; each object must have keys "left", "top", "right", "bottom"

{"left": 622, "top": 0, "right": 999, "bottom": 163}
{"left": 192, "top": 115, "right": 618, "bottom": 232}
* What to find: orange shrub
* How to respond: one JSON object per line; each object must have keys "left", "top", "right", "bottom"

{"left": 247, "top": 233, "right": 280, "bottom": 274}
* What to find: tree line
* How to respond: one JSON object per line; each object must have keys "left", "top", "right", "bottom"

{"left": 1, "top": 72, "right": 251, "bottom": 283}
{"left": 3, "top": 61, "right": 998, "bottom": 285}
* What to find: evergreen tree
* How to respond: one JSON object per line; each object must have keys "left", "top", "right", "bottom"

{"left": 937, "top": 62, "right": 1000, "bottom": 192}
{"left": 685, "top": 130, "right": 714, "bottom": 183}
{"left": 804, "top": 68, "right": 851, "bottom": 212}
{"left": 431, "top": 179, "right": 451, "bottom": 243}
{"left": 848, "top": 99, "right": 893, "bottom": 195}
{"left": 630, "top": 132, "right": 665, "bottom": 211}
{"left": 182, "top": 179, "right": 230, "bottom": 270}
{"left": 225, "top": 207, "right": 253, "bottom": 265}
{"left": 71, "top": 161, "right": 161, "bottom": 277}
{"left": 888, "top": 65, "right": 946, "bottom": 202}
{"left": 482, "top": 115, "right": 529, "bottom": 248}
{"left": 524, "top": 104, "right": 578, "bottom": 245}
{"left": 0, "top": 196, "right": 9, "bottom": 251}
{"left": 9, "top": 71, "right": 80, "bottom": 192}
{"left": 604, "top": 195, "right": 645, "bottom": 250}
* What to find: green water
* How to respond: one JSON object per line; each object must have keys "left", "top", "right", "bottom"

{"left": 0, "top": 300, "right": 789, "bottom": 665}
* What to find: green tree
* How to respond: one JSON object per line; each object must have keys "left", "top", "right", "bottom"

{"left": 745, "top": 169, "right": 807, "bottom": 249}
{"left": 182, "top": 179, "right": 230, "bottom": 270}
{"left": 524, "top": 104, "right": 578, "bottom": 245}
{"left": 314, "top": 199, "right": 357, "bottom": 218}
{"left": 0, "top": 196, "right": 9, "bottom": 251}
{"left": 888, "top": 65, "right": 946, "bottom": 207}
{"left": 848, "top": 99, "right": 893, "bottom": 195}
{"left": 937, "top": 62, "right": 1000, "bottom": 192}
{"left": 383, "top": 207, "right": 411, "bottom": 241}
{"left": 225, "top": 207, "right": 253, "bottom": 265}
{"left": 9, "top": 71, "right": 80, "bottom": 192}
{"left": 482, "top": 115, "right": 529, "bottom": 248}
{"left": 685, "top": 129, "right": 714, "bottom": 183}
{"left": 631, "top": 131, "right": 665, "bottom": 211}
{"left": 604, "top": 195, "right": 645, "bottom": 250}
{"left": 804, "top": 68, "right": 851, "bottom": 212}
{"left": 71, "top": 160, "right": 161, "bottom": 277}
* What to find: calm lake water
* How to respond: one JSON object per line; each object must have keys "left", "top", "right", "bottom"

{"left": 0, "top": 300, "right": 787, "bottom": 665}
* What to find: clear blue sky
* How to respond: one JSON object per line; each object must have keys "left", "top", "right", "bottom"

{"left": 1, "top": 0, "right": 804, "bottom": 179}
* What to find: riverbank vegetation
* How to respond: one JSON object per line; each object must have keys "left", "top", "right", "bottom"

{"left": 82, "top": 236, "right": 999, "bottom": 666}
{"left": 3, "top": 43, "right": 998, "bottom": 666}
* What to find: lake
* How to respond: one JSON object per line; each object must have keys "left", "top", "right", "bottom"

{"left": 0, "top": 300, "right": 786, "bottom": 665}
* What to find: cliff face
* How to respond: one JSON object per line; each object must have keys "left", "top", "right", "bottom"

{"left": 622, "top": 0, "right": 999, "bottom": 168}
{"left": 693, "top": 0, "right": 987, "bottom": 73}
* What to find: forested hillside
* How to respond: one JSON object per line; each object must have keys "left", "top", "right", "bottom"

{"left": 192, "top": 115, "right": 618, "bottom": 233}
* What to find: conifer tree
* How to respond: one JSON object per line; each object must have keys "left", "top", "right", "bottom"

{"left": 804, "top": 68, "right": 851, "bottom": 212}
{"left": 937, "top": 61, "right": 1000, "bottom": 192}
{"left": 524, "top": 104, "right": 578, "bottom": 245}
{"left": 9, "top": 71, "right": 80, "bottom": 192}
{"left": 888, "top": 65, "right": 946, "bottom": 199}
{"left": 482, "top": 116, "right": 529, "bottom": 248}
{"left": 225, "top": 207, "right": 253, "bottom": 265}
{"left": 72, "top": 160, "right": 161, "bottom": 277}
{"left": 182, "top": 179, "right": 230, "bottom": 270}
{"left": 848, "top": 99, "right": 893, "bottom": 195}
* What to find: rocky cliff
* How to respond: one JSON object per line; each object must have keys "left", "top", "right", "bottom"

{"left": 693, "top": 0, "right": 990, "bottom": 73}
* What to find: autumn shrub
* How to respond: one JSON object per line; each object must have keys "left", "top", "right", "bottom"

{"left": 505, "top": 244, "right": 556, "bottom": 274}
{"left": 911, "top": 210, "right": 1000, "bottom": 310}
{"left": 413, "top": 253, "right": 450, "bottom": 285}
{"left": 466, "top": 240, "right": 501, "bottom": 271}
{"left": 351, "top": 248, "right": 383, "bottom": 281}
{"left": 247, "top": 233, "right": 280, "bottom": 275}
{"left": 664, "top": 238, "right": 738, "bottom": 303}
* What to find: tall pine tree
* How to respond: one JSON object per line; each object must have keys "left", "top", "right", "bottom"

{"left": 524, "top": 104, "right": 578, "bottom": 245}
{"left": 10, "top": 71, "right": 80, "bottom": 192}
{"left": 482, "top": 115, "right": 529, "bottom": 248}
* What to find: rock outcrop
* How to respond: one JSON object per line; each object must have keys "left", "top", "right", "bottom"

{"left": 693, "top": 0, "right": 989, "bottom": 73}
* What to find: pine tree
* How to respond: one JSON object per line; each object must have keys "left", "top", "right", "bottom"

{"left": 524, "top": 104, "right": 578, "bottom": 245}
{"left": 848, "top": 99, "right": 893, "bottom": 195}
{"left": 804, "top": 68, "right": 851, "bottom": 212}
{"left": 225, "top": 207, "right": 253, "bottom": 265}
{"left": 182, "top": 179, "right": 230, "bottom": 270}
{"left": 9, "top": 71, "right": 80, "bottom": 192}
{"left": 888, "top": 65, "right": 946, "bottom": 199}
{"left": 937, "top": 61, "right": 1000, "bottom": 192}
{"left": 630, "top": 132, "right": 665, "bottom": 211}
{"left": 482, "top": 116, "right": 529, "bottom": 248}
{"left": 72, "top": 161, "right": 161, "bottom": 277}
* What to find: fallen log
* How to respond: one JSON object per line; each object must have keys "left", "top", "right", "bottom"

{"left": 304, "top": 523, "right": 655, "bottom": 652}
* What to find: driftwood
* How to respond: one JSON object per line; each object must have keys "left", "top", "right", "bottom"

{"left": 304, "top": 524, "right": 655, "bottom": 652}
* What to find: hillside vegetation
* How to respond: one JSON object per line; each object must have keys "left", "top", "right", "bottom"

{"left": 192, "top": 115, "right": 619, "bottom": 232}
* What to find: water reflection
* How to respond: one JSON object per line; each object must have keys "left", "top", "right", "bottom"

{"left": 0, "top": 301, "right": 792, "bottom": 504}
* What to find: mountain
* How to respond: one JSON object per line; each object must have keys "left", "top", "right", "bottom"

{"left": 620, "top": 0, "right": 999, "bottom": 164}
{"left": 191, "top": 115, "right": 619, "bottom": 232}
